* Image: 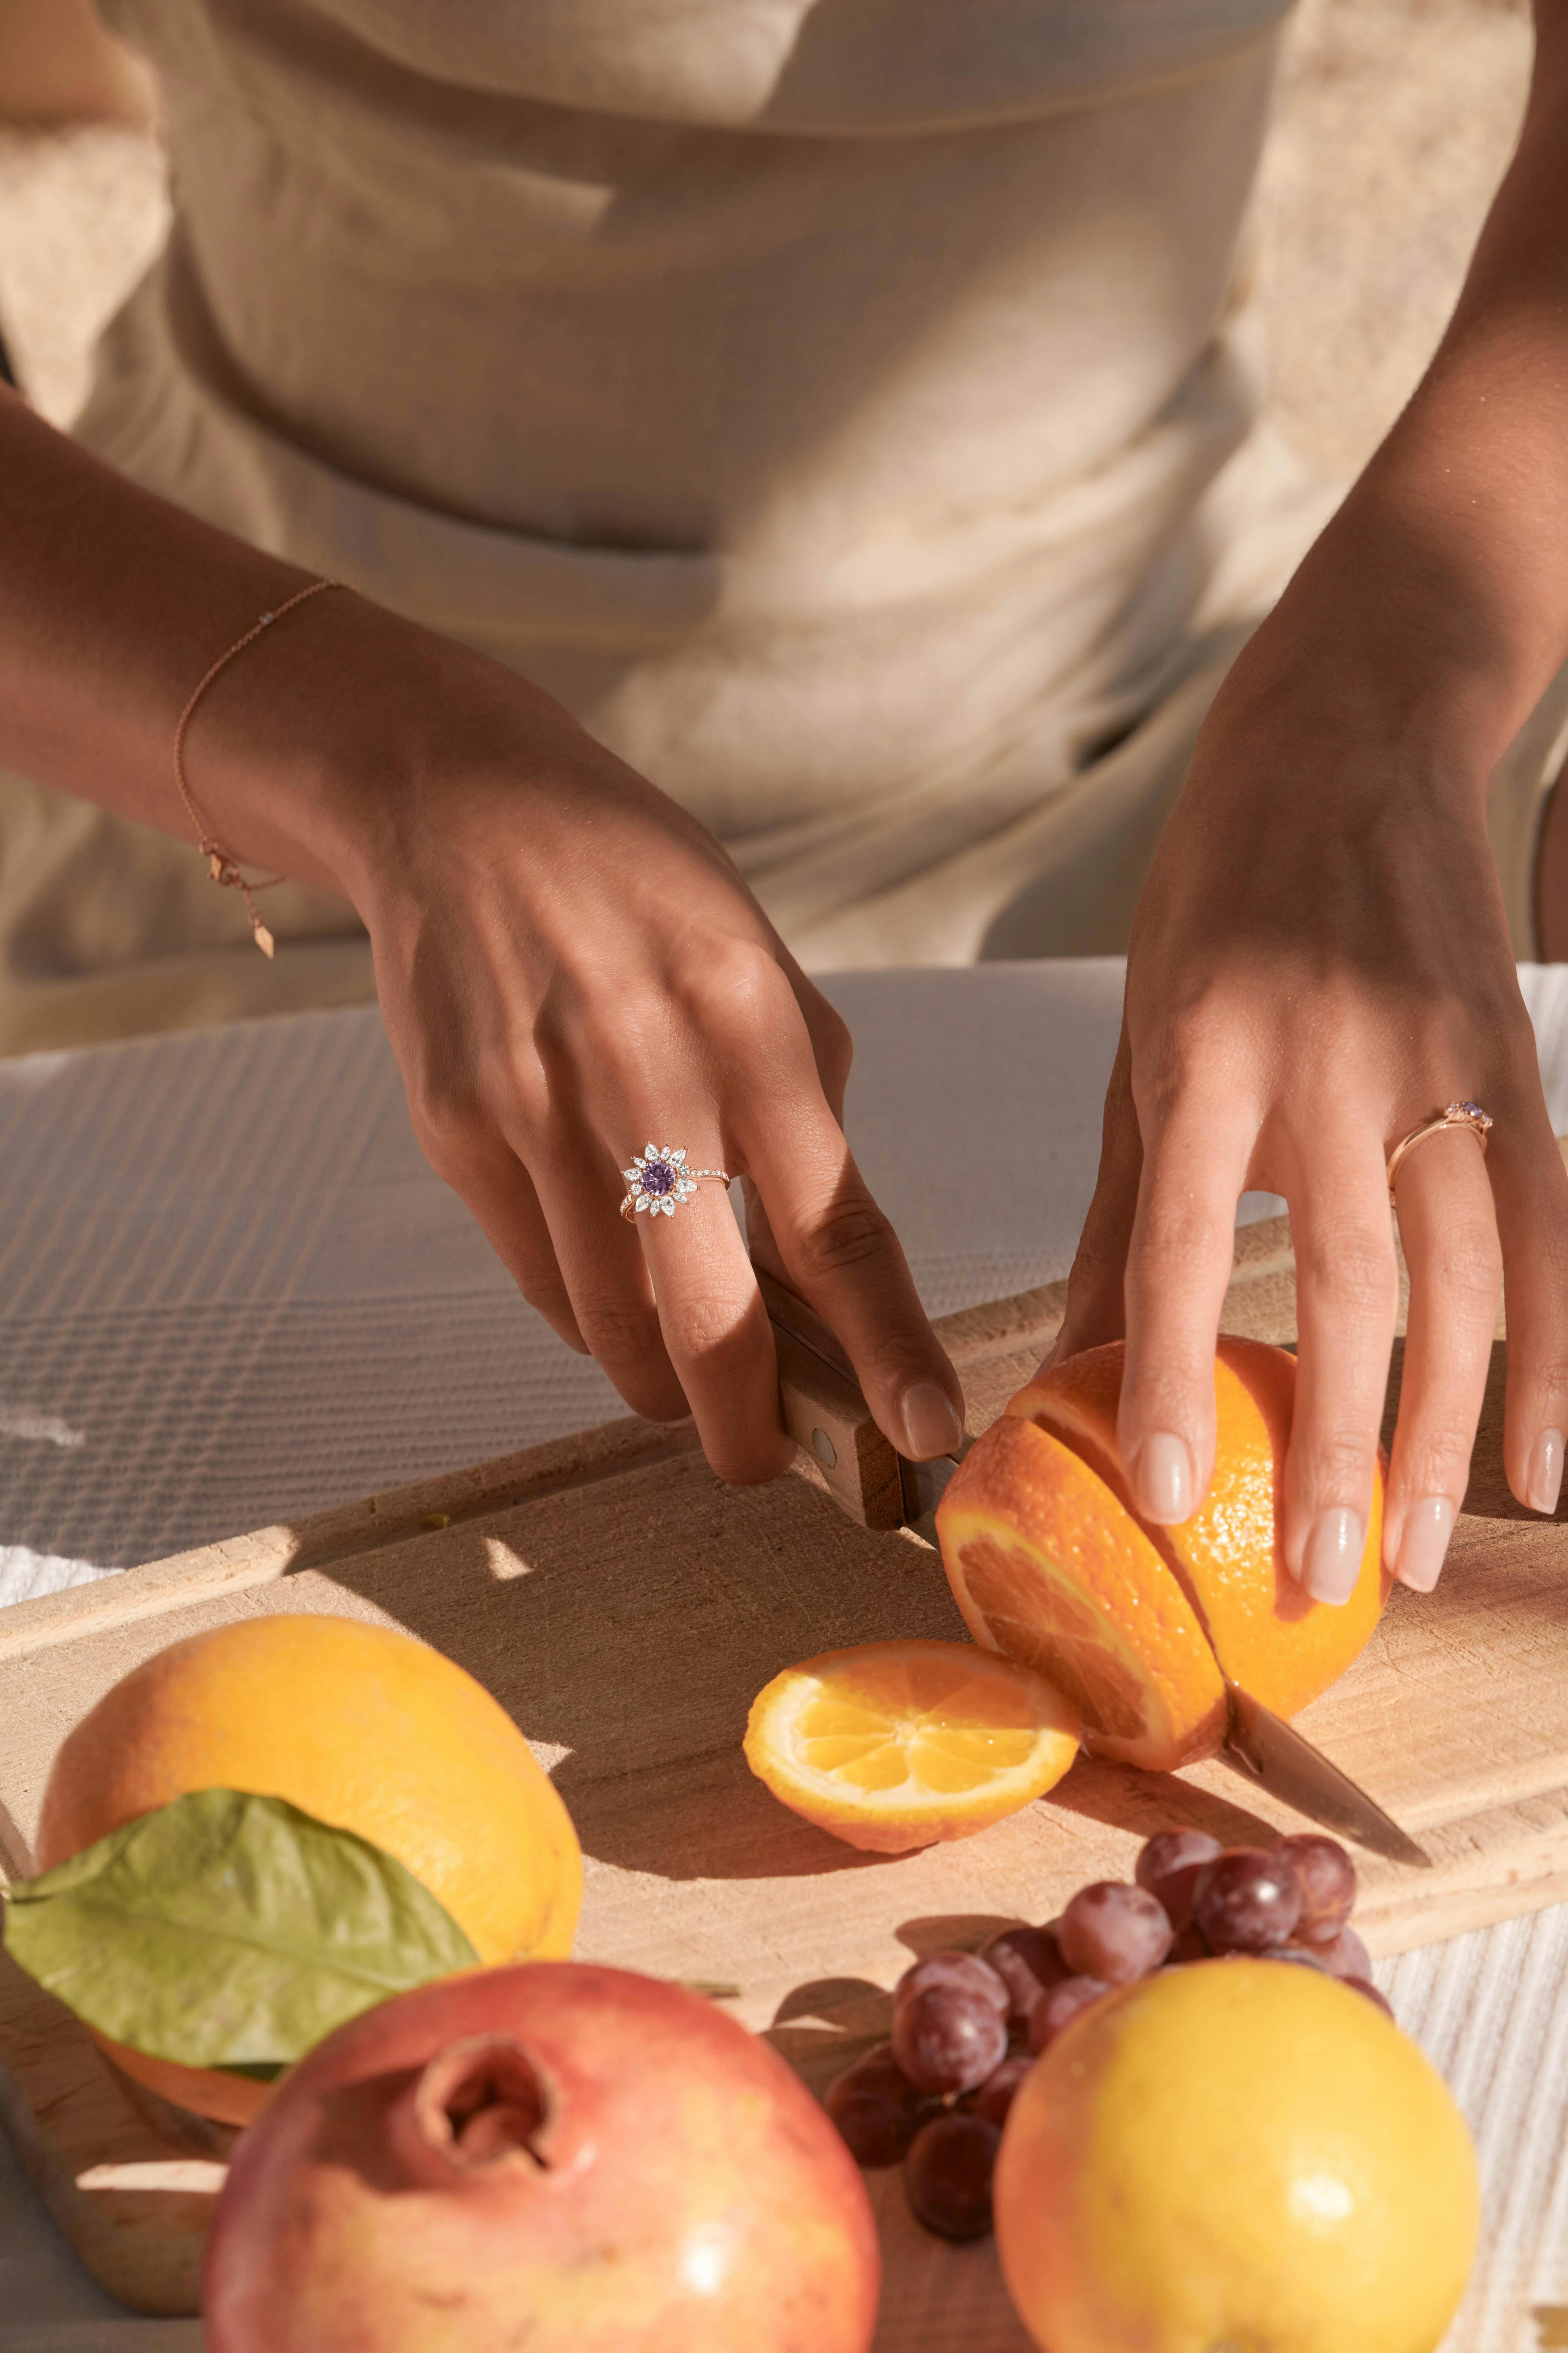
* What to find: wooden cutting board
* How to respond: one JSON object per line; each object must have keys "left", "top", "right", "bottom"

{"left": 2, "top": 1209, "right": 1566, "bottom": 2337}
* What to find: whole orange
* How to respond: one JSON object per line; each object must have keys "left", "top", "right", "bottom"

{"left": 994, "top": 1961, "right": 1479, "bottom": 2353}
{"left": 38, "top": 1614, "right": 582, "bottom": 2123}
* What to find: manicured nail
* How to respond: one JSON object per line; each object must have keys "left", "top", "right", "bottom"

{"left": 1302, "top": 1509, "right": 1365, "bottom": 1607}
{"left": 900, "top": 1381, "right": 964, "bottom": 1460}
{"left": 1526, "top": 1427, "right": 1565, "bottom": 1516}
{"left": 1134, "top": 1433, "right": 1194, "bottom": 1525}
{"left": 1394, "top": 1497, "right": 1454, "bottom": 1594}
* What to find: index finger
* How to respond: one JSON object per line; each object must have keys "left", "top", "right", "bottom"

{"left": 1116, "top": 1096, "right": 1255, "bottom": 1523}
{"left": 741, "top": 1100, "right": 965, "bottom": 1463}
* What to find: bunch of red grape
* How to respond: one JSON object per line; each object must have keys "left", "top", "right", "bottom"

{"left": 824, "top": 1829, "right": 1390, "bottom": 2241}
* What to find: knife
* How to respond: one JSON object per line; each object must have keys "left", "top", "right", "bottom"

{"left": 760, "top": 1270, "right": 1431, "bottom": 1869}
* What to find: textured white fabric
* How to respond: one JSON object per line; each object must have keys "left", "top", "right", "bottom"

{"left": 3, "top": 964, "right": 1568, "bottom": 2342}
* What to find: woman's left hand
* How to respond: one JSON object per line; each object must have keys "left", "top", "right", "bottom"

{"left": 1052, "top": 565, "right": 1568, "bottom": 1601}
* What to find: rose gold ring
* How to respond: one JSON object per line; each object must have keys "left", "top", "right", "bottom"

{"left": 1386, "top": 1100, "right": 1494, "bottom": 1204}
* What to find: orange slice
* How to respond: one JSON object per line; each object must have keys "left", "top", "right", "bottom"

{"left": 743, "top": 1639, "right": 1080, "bottom": 1854}
{"left": 1007, "top": 1337, "right": 1389, "bottom": 1721}
{"left": 936, "top": 1418, "right": 1229, "bottom": 1773}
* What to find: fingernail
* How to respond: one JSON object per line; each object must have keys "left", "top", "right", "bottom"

{"left": 1527, "top": 1428, "right": 1565, "bottom": 1516}
{"left": 1302, "top": 1509, "right": 1365, "bottom": 1607}
{"left": 1394, "top": 1497, "right": 1454, "bottom": 1594}
{"left": 900, "top": 1381, "right": 964, "bottom": 1460}
{"left": 1133, "top": 1433, "right": 1194, "bottom": 1525}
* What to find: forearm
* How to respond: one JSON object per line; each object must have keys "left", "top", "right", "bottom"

{"left": 0, "top": 390, "right": 573, "bottom": 902}
{"left": 1233, "top": 0, "right": 1568, "bottom": 777}
{"left": 0, "top": 388, "right": 338, "bottom": 872}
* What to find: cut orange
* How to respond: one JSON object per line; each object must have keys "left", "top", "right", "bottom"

{"left": 936, "top": 1418, "right": 1228, "bottom": 1773}
{"left": 1007, "top": 1337, "right": 1389, "bottom": 1722}
{"left": 743, "top": 1639, "right": 1080, "bottom": 1853}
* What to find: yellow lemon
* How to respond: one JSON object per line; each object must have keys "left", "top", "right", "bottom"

{"left": 995, "top": 1959, "right": 1479, "bottom": 2353}
{"left": 743, "top": 1638, "right": 1080, "bottom": 1853}
{"left": 38, "top": 1614, "right": 582, "bottom": 2124}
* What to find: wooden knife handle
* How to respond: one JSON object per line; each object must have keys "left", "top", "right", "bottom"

{"left": 755, "top": 1268, "right": 906, "bottom": 1530}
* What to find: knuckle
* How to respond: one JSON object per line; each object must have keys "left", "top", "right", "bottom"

{"left": 1429, "top": 1234, "right": 1504, "bottom": 1308}
{"left": 792, "top": 1194, "right": 898, "bottom": 1283}
{"left": 662, "top": 1289, "right": 753, "bottom": 1365}
{"left": 1298, "top": 1227, "right": 1397, "bottom": 1319}
{"left": 409, "top": 1084, "right": 490, "bottom": 1178}
{"left": 572, "top": 1294, "right": 664, "bottom": 1363}
{"left": 513, "top": 1265, "right": 574, "bottom": 1325}
{"left": 1506, "top": 1347, "right": 1568, "bottom": 1411}
{"left": 1127, "top": 1203, "right": 1231, "bottom": 1287}
{"left": 1296, "top": 1428, "right": 1381, "bottom": 1501}
{"left": 1393, "top": 1417, "right": 1478, "bottom": 1491}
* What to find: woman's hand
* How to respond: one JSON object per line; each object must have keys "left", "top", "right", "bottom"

{"left": 1054, "top": 586, "right": 1568, "bottom": 1600}
{"left": 298, "top": 620, "right": 965, "bottom": 1483}
{"left": 0, "top": 391, "right": 962, "bottom": 1482}
{"left": 1059, "top": 0, "right": 1568, "bottom": 1597}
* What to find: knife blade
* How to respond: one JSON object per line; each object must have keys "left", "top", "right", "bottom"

{"left": 761, "top": 1272, "right": 1431, "bottom": 1867}
{"left": 1218, "top": 1683, "right": 1431, "bottom": 1868}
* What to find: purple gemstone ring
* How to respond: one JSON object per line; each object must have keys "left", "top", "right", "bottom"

{"left": 1386, "top": 1100, "right": 1493, "bottom": 1204}
{"left": 619, "top": 1145, "right": 732, "bottom": 1223}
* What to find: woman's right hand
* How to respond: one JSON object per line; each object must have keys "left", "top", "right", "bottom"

{"left": 0, "top": 391, "right": 960, "bottom": 1480}
{"left": 270, "top": 606, "right": 965, "bottom": 1483}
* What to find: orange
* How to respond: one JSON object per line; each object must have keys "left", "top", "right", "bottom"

{"left": 994, "top": 1960, "right": 1479, "bottom": 2353}
{"left": 1008, "top": 1337, "right": 1389, "bottom": 1719}
{"left": 936, "top": 1340, "right": 1390, "bottom": 1766}
{"left": 936, "top": 1418, "right": 1227, "bottom": 1772}
{"left": 38, "top": 1614, "right": 582, "bottom": 2124}
{"left": 743, "top": 1639, "right": 1080, "bottom": 1852}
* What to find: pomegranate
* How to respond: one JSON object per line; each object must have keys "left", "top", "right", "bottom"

{"left": 204, "top": 1963, "right": 879, "bottom": 2353}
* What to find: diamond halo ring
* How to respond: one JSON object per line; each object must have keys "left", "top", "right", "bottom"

{"left": 619, "top": 1144, "right": 733, "bottom": 1222}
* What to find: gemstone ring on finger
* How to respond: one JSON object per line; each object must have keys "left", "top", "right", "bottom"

{"left": 619, "top": 1145, "right": 733, "bottom": 1222}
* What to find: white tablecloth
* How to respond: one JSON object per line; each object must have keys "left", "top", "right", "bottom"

{"left": 4, "top": 959, "right": 1568, "bottom": 2349}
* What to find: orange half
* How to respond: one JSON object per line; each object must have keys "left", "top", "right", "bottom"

{"left": 1007, "top": 1337, "right": 1388, "bottom": 1720}
{"left": 935, "top": 1418, "right": 1228, "bottom": 1773}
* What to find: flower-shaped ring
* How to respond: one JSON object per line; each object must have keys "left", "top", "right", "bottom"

{"left": 619, "top": 1145, "right": 732, "bottom": 1222}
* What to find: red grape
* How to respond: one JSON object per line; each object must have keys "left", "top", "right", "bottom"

{"left": 824, "top": 2042, "right": 936, "bottom": 2167}
{"left": 1193, "top": 1847, "right": 1303, "bottom": 1952}
{"left": 1254, "top": 1943, "right": 1329, "bottom": 1971}
{"left": 1134, "top": 1828, "right": 1223, "bottom": 1929}
{"left": 1167, "top": 1919, "right": 1212, "bottom": 1964}
{"left": 970, "top": 2054, "right": 1031, "bottom": 2130}
{"left": 978, "top": 1926, "right": 1068, "bottom": 2023}
{"left": 894, "top": 1950, "right": 1009, "bottom": 2017}
{"left": 1059, "top": 1881, "right": 1173, "bottom": 1982}
{"left": 1309, "top": 1923, "right": 1373, "bottom": 1981}
{"left": 1345, "top": 1976, "right": 1394, "bottom": 2018}
{"left": 892, "top": 1983, "right": 1009, "bottom": 2095}
{"left": 904, "top": 2113, "right": 1000, "bottom": 2240}
{"left": 1273, "top": 1833, "right": 1356, "bottom": 1943}
{"left": 1027, "top": 1974, "right": 1110, "bottom": 2054}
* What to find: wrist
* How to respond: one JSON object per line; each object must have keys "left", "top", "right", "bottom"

{"left": 183, "top": 590, "right": 566, "bottom": 908}
{"left": 1214, "top": 506, "right": 1523, "bottom": 814}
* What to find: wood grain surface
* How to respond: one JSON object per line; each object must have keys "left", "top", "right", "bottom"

{"left": 1, "top": 1211, "right": 1565, "bottom": 2330}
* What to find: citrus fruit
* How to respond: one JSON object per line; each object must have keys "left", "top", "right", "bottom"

{"left": 743, "top": 1639, "right": 1080, "bottom": 1853}
{"left": 935, "top": 1416, "right": 1227, "bottom": 1771}
{"left": 1009, "top": 1336, "right": 1388, "bottom": 1717}
{"left": 994, "top": 1958, "right": 1479, "bottom": 2353}
{"left": 937, "top": 1339, "right": 1389, "bottom": 1766}
{"left": 38, "top": 1614, "right": 582, "bottom": 2124}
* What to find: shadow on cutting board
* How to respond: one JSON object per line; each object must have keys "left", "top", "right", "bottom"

{"left": 315, "top": 1436, "right": 1280, "bottom": 1887}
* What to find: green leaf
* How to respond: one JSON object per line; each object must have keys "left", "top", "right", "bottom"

{"left": 1, "top": 1787, "right": 479, "bottom": 2071}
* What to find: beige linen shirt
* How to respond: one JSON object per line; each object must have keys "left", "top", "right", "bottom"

{"left": 0, "top": 0, "right": 1561, "bottom": 1054}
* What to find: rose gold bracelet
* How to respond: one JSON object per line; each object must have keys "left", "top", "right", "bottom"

{"left": 172, "top": 578, "right": 343, "bottom": 958}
